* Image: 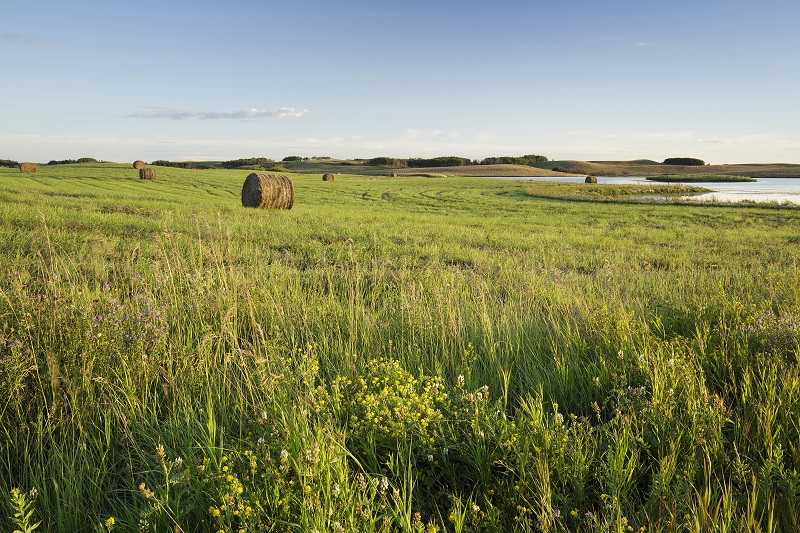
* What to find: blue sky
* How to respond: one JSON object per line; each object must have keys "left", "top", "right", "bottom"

{"left": 2, "top": 0, "right": 799, "bottom": 164}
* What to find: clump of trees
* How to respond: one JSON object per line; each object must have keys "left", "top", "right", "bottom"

{"left": 367, "top": 157, "right": 404, "bottom": 167}
{"left": 408, "top": 156, "right": 472, "bottom": 168}
{"left": 282, "top": 156, "right": 308, "bottom": 162}
{"left": 47, "top": 158, "right": 98, "bottom": 165}
{"left": 0, "top": 159, "right": 20, "bottom": 168}
{"left": 663, "top": 157, "right": 706, "bottom": 166}
{"left": 480, "top": 154, "right": 548, "bottom": 166}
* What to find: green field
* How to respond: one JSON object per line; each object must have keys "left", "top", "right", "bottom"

{"left": 1, "top": 163, "right": 800, "bottom": 532}
{"left": 646, "top": 175, "right": 757, "bottom": 183}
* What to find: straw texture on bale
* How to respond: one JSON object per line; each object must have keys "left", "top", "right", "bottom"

{"left": 133, "top": 160, "right": 146, "bottom": 169}
{"left": 322, "top": 173, "right": 335, "bottom": 181}
{"left": 585, "top": 176, "right": 597, "bottom": 183}
{"left": 241, "top": 173, "right": 294, "bottom": 209}
{"left": 139, "top": 168, "right": 156, "bottom": 180}
{"left": 19, "top": 162, "right": 36, "bottom": 173}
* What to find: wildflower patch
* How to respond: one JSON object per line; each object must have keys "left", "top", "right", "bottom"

{"left": 333, "top": 358, "right": 447, "bottom": 454}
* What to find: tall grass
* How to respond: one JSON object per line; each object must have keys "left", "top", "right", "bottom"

{"left": 1, "top": 164, "right": 799, "bottom": 531}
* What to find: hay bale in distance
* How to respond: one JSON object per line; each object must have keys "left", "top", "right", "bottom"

{"left": 139, "top": 168, "right": 156, "bottom": 180}
{"left": 322, "top": 173, "right": 335, "bottom": 181}
{"left": 241, "top": 173, "right": 294, "bottom": 209}
{"left": 19, "top": 162, "right": 36, "bottom": 173}
{"left": 585, "top": 176, "right": 597, "bottom": 184}
{"left": 133, "top": 160, "right": 146, "bottom": 169}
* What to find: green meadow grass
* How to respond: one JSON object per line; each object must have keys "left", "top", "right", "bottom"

{"left": 1, "top": 164, "right": 800, "bottom": 532}
{"left": 646, "top": 175, "right": 757, "bottom": 183}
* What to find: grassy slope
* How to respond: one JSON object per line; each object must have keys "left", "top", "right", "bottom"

{"left": 534, "top": 160, "right": 800, "bottom": 177}
{"left": 1, "top": 163, "right": 800, "bottom": 531}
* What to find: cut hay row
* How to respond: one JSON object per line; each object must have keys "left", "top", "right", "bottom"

{"left": 241, "top": 173, "right": 294, "bottom": 209}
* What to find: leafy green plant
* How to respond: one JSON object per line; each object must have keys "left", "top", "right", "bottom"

{"left": 7, "top": 488, "right": 41, "bottom": 533}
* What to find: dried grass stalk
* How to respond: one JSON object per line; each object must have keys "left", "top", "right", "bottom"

{"left": 19, "top": 162, "right": 36, "bottom": 173}
{"left": 241, "top": 173, "right": 294, "bottom": 209}
{"left": 585, "top": 176, "right": 598, "bottom": 183}
{"left": 322, "top": 173, "right": 335, "bottom": 181}
{"left": 133, "top": 160, "right": 146, "bottom": 169}
{"left": 139, "top": 168, "right": 156, "bottom": 180}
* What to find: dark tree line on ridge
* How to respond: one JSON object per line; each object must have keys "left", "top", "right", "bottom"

{"left": 3, "top": 155, "right": 711, "bottom": 170}
{"left": 663, "top": 157, "right": 706, "bottom": 166}
{"left": 367, "top": 154, "right": 549, "bottom": 168}
{"left": 47, "top": 158, "right": 98, "bottom": 165}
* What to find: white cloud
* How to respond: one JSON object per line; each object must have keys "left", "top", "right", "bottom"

{"left": 2, "top": 32, "right": 53, "bottom": 48}
{"left": 127, "top": 107, "right": 312, "bottom": 120}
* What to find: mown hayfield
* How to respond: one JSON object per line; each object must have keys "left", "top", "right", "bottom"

{"left": 1, "top": 163, "right": 800, "bottom": 532}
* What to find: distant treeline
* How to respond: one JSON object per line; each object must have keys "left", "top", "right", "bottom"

{"left": 151, "top": 158, "right": 282, "bottom": 170}
{"left": 151, "top": 160, "right": 198, "bottom": 169}
{"left": 280, "top": 156, "right": 335, "bottom": 162}
{"left": 0, "top": 159, "right": 20, "bottom": 168}
{"left": 366, "top": 154, "right": 549, "bottom": 168}
{"left": 47, "top": 158, "right": 98, "bottom": 165}
{"left": 481, "top": 154, "right": 548, "bottom": 165}
{"left": 219, "top": 157, "right": 275, "bottom": 169}
{"left": 367, "top": 156, "right": 472, "bottom": 168}
{"left": 663, "top": 157, "right": 706, "bottom": 166}
{"left": 408, "top": 156, "right": 472, "bottom": 168}
{"left": 149, "top": 156, "right": 338, "bottom": 169}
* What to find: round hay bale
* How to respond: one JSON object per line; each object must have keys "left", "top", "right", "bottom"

{"left": 133, "top": 160, "right": 146, "bottom": 169}
{"left": 585, "top": 176, "right": 597, "bottom": 184}
{"left": 241, "top": 173, "right": 294, "bottom": 209}
{"left": 19, "top": 162, "right": 36, "bottom": 173}
{"left": 391, "top": 172, "right": 397, "bottom": 177}
{"left": 322, "top": 173, "right": 335, "bottom": 181}
{"left": 139, "top": 168, "right": 156, "bottom": 180}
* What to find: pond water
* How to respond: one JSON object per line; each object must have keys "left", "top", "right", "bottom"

{"left": 487, "top": 176, "right": 800, "bottom": 206}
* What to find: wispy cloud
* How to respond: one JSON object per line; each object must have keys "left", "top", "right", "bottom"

{"left": 700, "top": 137, "right": 744, "bottom": 144}
{"left": 2, "top": 32, "right": 53, "bottom": 48}
{"left": 127, "top": 107, "right": 312, "bottom": 120}
{"left": 406, "top": 128, "right": 443, "bottom": 137}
